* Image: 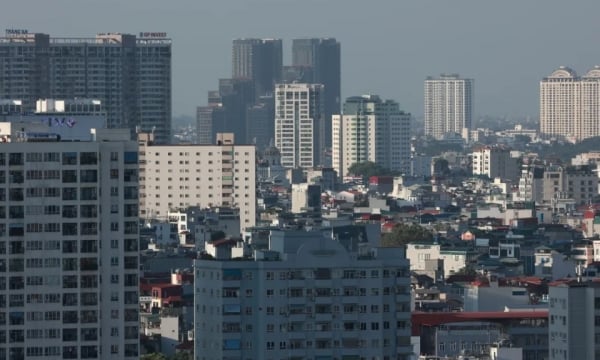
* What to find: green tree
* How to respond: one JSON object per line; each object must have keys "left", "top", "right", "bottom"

{"left": 210, "top": 230, "right": 226, "bottom": 241}
{"left": 348, "top": 161, "right": 392, "bottom": 180}
{"left": 456, "top": 265, "right": 478, "bottom": 276}
{"left": 141, "top": 354, "right": 167, "bottom": 360}
{"left": 381, "top": 223, "right": 433, "bottom": 247}
{"left": 170, "top": 352, "right": 193, "bottom": 360}
{"left": 141, "top": 352, "right": 192, "bottom": 360}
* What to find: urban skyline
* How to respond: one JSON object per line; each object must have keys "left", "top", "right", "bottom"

{"left": 2, "top": 2, "right": 600, "bottom": 359}
{"left": 3, "top": 0, "right": 600, "bottom": 119}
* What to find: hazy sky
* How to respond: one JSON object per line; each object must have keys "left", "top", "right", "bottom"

{"left": 3, "top": 0, "right": 600, "bottom": 119}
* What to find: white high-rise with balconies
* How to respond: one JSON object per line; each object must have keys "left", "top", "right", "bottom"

{"left": 274, "top": 83, "right": 325, "bottom": 168}
{"left": 332, "top": 95, "right": 411, "bottom": 178}
{"left": 540, "top": 66, "right": 600, "bottom": 142}
{"left": 0, "top": 126, "right": 140, "bottom": 359}
{"left": 424, "top": 74, "right": 473, "bottom": 140}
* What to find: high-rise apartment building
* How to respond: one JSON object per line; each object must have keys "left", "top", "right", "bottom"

{"left": 0, "top": 126, "right": 140, "bottom": 359}
{"left": 138, "top": 133, "right": 256, "bottom": 231}
{"left": 232, "top": 38, "right": 282, "bottom": 98}
{"left": 292, "top": 38, "right": 341, "bottom": 149}
{"left": 548, "top": 281, "right": 600, "bottom": 360}
{"left": 0, "top": 31, "right": 171, "bottom": 143}
{"left": 274, "top": 83, "right": 325, "bottom": 168}
{"left": 424, "top": 74, "right": 473, "bottom": 140}
{"left": 332, "top": 95, "right": 411, "bottom": 178}
{"left": 196, "top": 79, "right": 257, "bottom": 145}
{"left": 540, "top": 66, "right": 600, "bottom": 142}
{"left": 194, "top": 229, "right": 413, "bottom": 359}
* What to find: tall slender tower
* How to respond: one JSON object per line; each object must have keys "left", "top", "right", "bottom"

{"left": 232, "top": 38, "right": 282, "bottom": 98}
{"left": 274, "top": 83, "right": 324, "bottom": 168}
{"left": 292, "top": 38, "right": 341, "bottom": 149}
{"left": 0, "top": 31, "right": 172, "bottom": 143}
{"left": 332, "top": 95, "right": 411, "bottom": 178}
{"left": 424, "top": 74, "right": 473, "bottom": 140}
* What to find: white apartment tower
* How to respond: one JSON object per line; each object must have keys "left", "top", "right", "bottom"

{"left": 424, "top": 74, "right": 473, "bottom": 140}
{"left": 540, "top": 66, "right": 600, "bottom": 142}
{"left": 274, "top": 83, "right": 325, "bottom": 168}
{"left": 332, "top": 95, "right": 411, "bottom": 178}
{"left": 138, "top": 133, "right": 256, "bottom": 231}
{"left": 0, "top": 127, "right": 140, "bottom": 359}
{"left": 194, "top": 230, "right": 413, "bottom": 359}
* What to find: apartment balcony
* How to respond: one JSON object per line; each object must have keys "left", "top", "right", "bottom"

{"left": 396, "top": 309, "right": 411, "bottom": 319}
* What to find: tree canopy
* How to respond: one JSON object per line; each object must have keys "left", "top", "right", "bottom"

{"left": 141, "top": 353, "right": 192, "bottom": 360}
{"left": 141, "top": 354, "right": 167, "bottom": 360}
{"left": 348, "top": 161, "right": 394, "bottom": 179}
{"left": 381, "top": 223, "right": 433, "bottom": 247}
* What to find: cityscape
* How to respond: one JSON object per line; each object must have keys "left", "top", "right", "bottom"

{"left": 1, "top": 2, "right": 600, "bottom": 360}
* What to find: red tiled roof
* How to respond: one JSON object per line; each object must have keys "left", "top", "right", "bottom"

{"left": 211, "top": 239, "right": 236, "bottom": 247}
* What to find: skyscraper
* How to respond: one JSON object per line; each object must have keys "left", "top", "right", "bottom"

{"left": 332, "top": 95, "right": 411, "bottom": 178}
{"left": 0, "top": 31, "right": 172, "bottom": 143}
{"left": 217, "top": 78, "right": 255, "bottom": 144}
{"left": 274, "top": 83, "right": 325, "bottom": 168}
{"left": 540, "top": 66, "right": 600, "bottom": 142}
{"left": 246, "top": 97, "right": 274, "bottom": 150}
{"left": 424, "top": 74, "right": 473, "bottom": 140}
{"left": 0, "top": 126, "right": 140, "bottom": 359}
{"left": 232, "top": 38, "right": 282, "bottom": 98}
{"left": 292, "top": 38, "right": 341, "bottom": 149}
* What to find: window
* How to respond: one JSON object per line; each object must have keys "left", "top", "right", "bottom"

{"left": 79, "top": 170, "right": 97, "bottom": 182}
{"left": 62, "top": 152, "right": 77, "bottom": 165}
{"left": 80, "top": 152, "right": 97, "bottom": 165}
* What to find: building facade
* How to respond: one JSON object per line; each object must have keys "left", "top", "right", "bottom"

{"left": 292, "top": 38, "right": 341, "bottom": 150}
{"left": 540, "top": 66, "right": 600, "bottom": 142}
{"left": 245, "top": 99, "right": 274, "bottom": 151}
{"left": 0, "top": 127, "right": 139, "bottom": 359}
{"left": 332, "top": 95, "right": 411, "bottom": 178}
{"left": 527, "top": 165, "right": 599, "bottom": 207}
{"left": 274, "top": 83, "right": 325, "bottom": 168}
{"left": 549, "top": 281, "right": 600, "bottom": 360}
{"left": 0, "top": 31, "right": 172, "bottom": 143}
{"left": 138, "top": 133, "right": 256, "bottom": 231}
{"left": 193, "top": 230, "right": 413, "bottom": 359}
{"left": 471, "top": 145, "right": 519, "bottom": 181}
{"left": 232, "top": 38, "right": 282, "bottom": 98}
{"left": 424, "top": 74, "right": 473, "bottom": 140}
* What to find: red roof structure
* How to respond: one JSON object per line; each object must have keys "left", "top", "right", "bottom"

{"left": 412, "top": 310, "right": 549, "bottom": 336}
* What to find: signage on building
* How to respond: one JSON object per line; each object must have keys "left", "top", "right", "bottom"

{"left": 5, "top": 29, "right": 28, "bottom": 36}
{"left": 41, "top": 117, "right": 77, "bottom": 128}
{"left": 139, "top": 296, "right": 152, "bottom": 302}
{"left": 139, "top": 32, "right": 167, "bottom": 38}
